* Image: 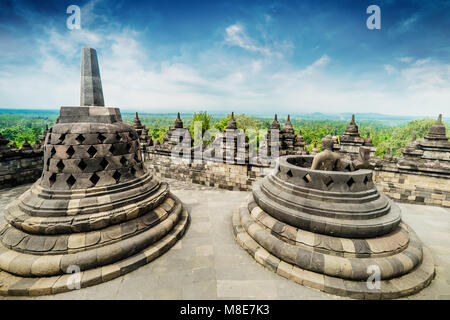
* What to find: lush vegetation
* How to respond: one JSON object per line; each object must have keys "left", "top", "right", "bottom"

{"left": 0, "top": 109, "right": 447, "bottom": 158}
{"left": 375, "top": 118, "right": 449, "bottom": 157}
{"left": 0, "top": 110, "right": 57, "bottom": 148}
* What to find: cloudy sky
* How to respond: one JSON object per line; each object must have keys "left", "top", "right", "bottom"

{"left": 0, "top": 0, "right": 449, "bottom": 116}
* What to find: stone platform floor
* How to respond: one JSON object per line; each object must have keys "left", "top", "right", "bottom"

{"left": 0, "top": 179, "right": 449, "bottom": 300}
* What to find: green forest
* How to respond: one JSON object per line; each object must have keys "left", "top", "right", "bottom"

{"left": 0, "top": 109, "right": 448, "bottom": 158}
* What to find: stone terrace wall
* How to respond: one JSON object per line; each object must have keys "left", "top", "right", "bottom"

{"left": 0, "top": 151, "right": 43, "bottom": 188}
{"left": 145, "top": 152, "right": 272, "bottom": 191}
{"left": 373, "top": 169, "right": 450, "bottom": 208}
{"left": 1, "top": 147, "right": 449, "bottom": 209}
{"left": 146, "top": 150, "right": 450, "bottom": 208}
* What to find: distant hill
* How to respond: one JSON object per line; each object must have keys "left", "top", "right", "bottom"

{"left": 277, "top": 112, "right": 439, "bottom": 122}
{"left": 0, "top": 108, "right": 59, "bottom": 115}
{"left": 0, "top": 108, "right": 446, "bottom": 123}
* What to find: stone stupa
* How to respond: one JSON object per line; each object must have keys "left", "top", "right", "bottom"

{"left": 264, "top": 114, "right": 281, "bottom": 159}
{"left": 132, "top": 112, "right": 153, "bottom": 152}
{"left": 339, "top": 115, "right": 376, "bottom": 159}
{"left": 0, "top": 47, "right": 189, "bottom": 296}
{"left": 155, "top": 112, "right": 193, "bottom": 157}
{"left": 401, "top": 114, "right": 449, "bottom": 165}
{"left": 233, "top": 135, "right": 435, "bottom": 299}
{"left": 204, "top": 112, "right": 249, "bottom": 164}
{"left": 280, "top": 115, "right": 295, "bottom": 156}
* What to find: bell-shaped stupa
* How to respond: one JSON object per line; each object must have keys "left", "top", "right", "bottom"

{"left": 0, "top": 47, "right": 189, "bottom": 296}
{"left": 233, "top": 136, "right": 435, "bottom": 299}
{"left": 425, "top": 114, "right": 448, "bottom": 141}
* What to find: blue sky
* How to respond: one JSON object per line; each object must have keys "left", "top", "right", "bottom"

{"left": 0, "top": 0, "right": 449, "bottom": 116}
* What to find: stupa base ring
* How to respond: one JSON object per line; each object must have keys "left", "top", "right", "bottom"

{"left": 232, "top": 200, "right": 435, "bottom": 299}
{"left": 0, "top": 203, "right": 189, "bottom": 296}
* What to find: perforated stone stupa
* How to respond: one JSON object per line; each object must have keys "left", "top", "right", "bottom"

{"left": 204, "top": 112, "right": 250, "bottom": 163}
{"left": 338, "top": 115, "right": 376, "bottom": 159}
{"left": 0, "top": 47, "right": 189, "bottom": 296}
{"left": 132, "top": 112, "right": 153, "bottom": 152}
{"left": 233, "top": 136, "right": 435, "bottom": 299}
{"left": 154, "top": 112, "right": 194, "bottom": 157}
{"left": 280, "top": 115, "right": 295, "bottom": 155}
{"left": 400, "top": 114, "right": 449, "bottom": 173}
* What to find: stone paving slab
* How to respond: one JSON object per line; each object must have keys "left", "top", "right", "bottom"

{"left": 0, "top": 180, "right": 449, "bottom": 300}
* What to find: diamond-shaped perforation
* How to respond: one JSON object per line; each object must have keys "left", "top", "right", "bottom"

{"left": 56, "top": 159, "right": 65, "bottom": 172}
{"left": 49, "top": 173, "right": 57, "bottom": 186}
{"left": 109, "top": 145, "right": 116, "bottom": 155}
{"left": 66, "top": 175, "right": 76, "bottom": 188}
{"left": 99, "top": 158, "right": 108, "bottom": 170}
{"left": 286, "top": 169, "right": 293, "bottom": 178}
{"left": 323, "top": 175, "right": 334, "bottom": 188}
{"left": 90, "top": 172, "right": 100, "bottom": 185}
{"left": 75, "top": 134, "right": 85, "bottom": 144}
{"left": 50, "top": 146, "right": 56, "bottom": 156}
{"left": 46, "top": 158, "right": 51, "bottom": 170}
{"left": 347, "top": 177, "right": 355, "bottom": 189}
{"left": 115, "top": 133, "right": 122, "bottom": 142}
{"left": 97, "top": 133, "right": 106, "bottom": 143}
{"left": 78, "top": 159, "right": 87, "bottom": 171}
{"left": 58, "top": 133, "right": 66, "bottom": 144}
{"left": 113, "top": 170, "right": 121, "bottom": 183}
{"left": 66, "top": 146, "right": 75, "bottom": 158}
{"left": 120, "top": 156, "right": 127, "bottom": 166}
{"left": 363, "top": 175, "right": 370, "bottom": 185}
{"left": 87, "top": 146, "right": 97, "bottom": 157}
{"left": 126, "top": 143, "right": 132, "bottom": 153}
{"left": 302, "top": 173, "right": 312, "bottom": 183}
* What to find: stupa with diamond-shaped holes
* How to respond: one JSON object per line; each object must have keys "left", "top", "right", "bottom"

{"left": 0, "top": 47, "right": 189, "bottom": 296}
{"left": 233, "top": 135, "right": 435, "bottom": 299}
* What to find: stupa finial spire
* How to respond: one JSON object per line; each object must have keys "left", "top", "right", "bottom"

{"left": 174, "top": 112, "right": 183, "bottom": 128}
{"left": 80, "top": 47, "right": 105, "bottom": 107}
{"left": 226, "top": 111, "right": 237, "bottom": 130}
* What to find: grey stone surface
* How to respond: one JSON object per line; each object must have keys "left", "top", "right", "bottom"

{"left": 0, "top": 179, "right": 448, "bottom": 300}
{"left": 80, "top": 47, "right": 104, "bottom": 107}
{"left": 0, "top": 184, "right": 30, "bottom": 225}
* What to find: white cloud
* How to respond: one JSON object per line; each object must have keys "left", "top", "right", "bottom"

{"left": 224, "top": 24, "right": 272, "bottom": 55}
{"left": 402, "top": 16, "right": 418, "bottom": 29}
{"left": 400, "top": 59, "right": 450, "bottom": 89}
{"left": 304, "top": 55, "right": 330, "bottom": 72}
{"left": 0, "top": 20, "right": 449, "bottom": 118}
{"left": 384, "top": 64, "right": 397, "bottom": 74}
{"left": 391, "top": 14, "right": 419, "bottom": 35}
{"left": 413, "top": 58, "right": 432, "bottom": 66}
{"left": 397, "top": 57, "right": 413, "bottom": 63}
